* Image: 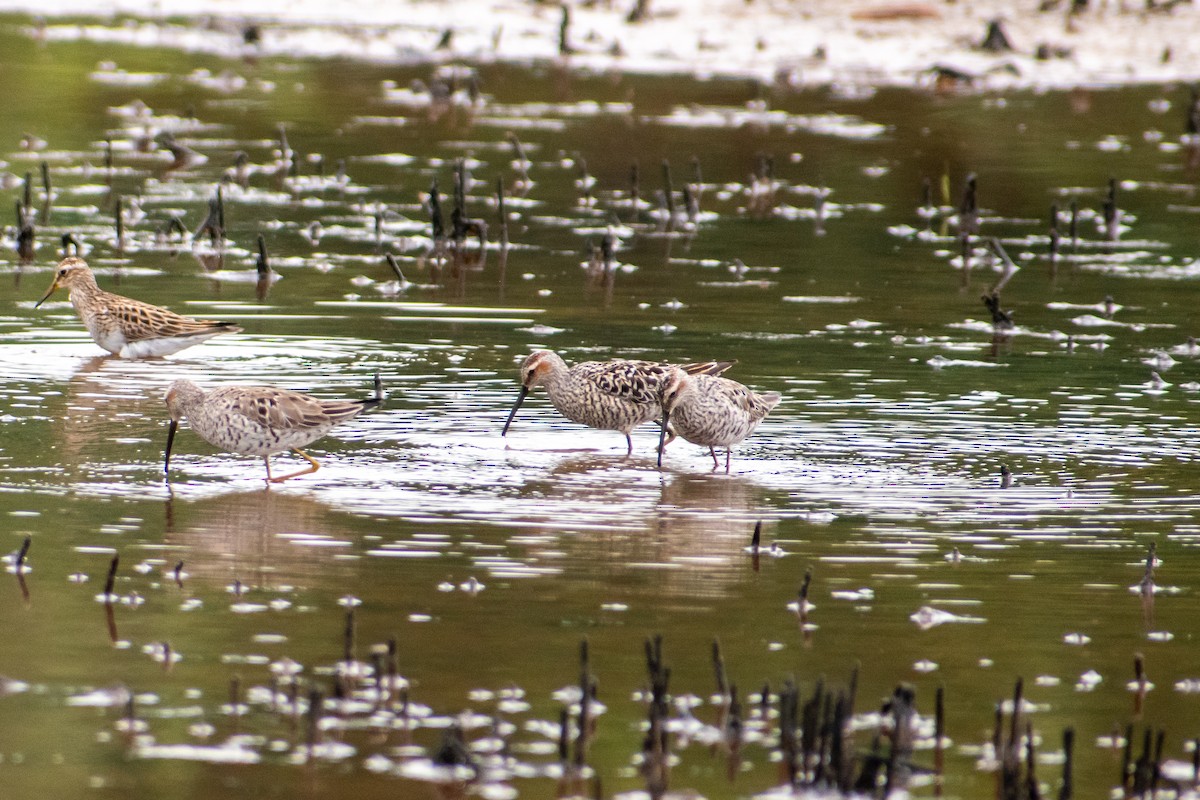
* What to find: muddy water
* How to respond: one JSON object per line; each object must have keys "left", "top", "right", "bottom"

{"left": 0, "top": 14, "right": 1199, "bottom": 799}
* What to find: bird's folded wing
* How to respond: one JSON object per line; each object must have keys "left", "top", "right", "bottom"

{"left": 225, "top": 390, "right": 337, "bottom": 430}
{"left": 108, "top": 299, "right": 232, "bottom": 340}
{"left": 579, "top": 360, "right": 665, "bottom": 404}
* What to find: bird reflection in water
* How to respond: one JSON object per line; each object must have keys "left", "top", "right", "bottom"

{"left": 514, "top": 455, "right": 772, "bottom": 601}
{"left": 161, "top": 488, "right": 359, "bottom": 587}
{"left": 53, "top": 355, "right": 166, "bottom": 478}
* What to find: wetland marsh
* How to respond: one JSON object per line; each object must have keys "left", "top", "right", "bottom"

{"left": 0, "top": 13, "right": 1198, "bottom": 798}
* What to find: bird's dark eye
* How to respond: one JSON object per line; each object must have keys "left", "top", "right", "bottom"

{"left": 58, "top": 270, "right": 67, "bottom": 277}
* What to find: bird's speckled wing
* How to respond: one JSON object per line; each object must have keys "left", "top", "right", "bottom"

{"left": 220, "top": 388, "right": 366, "bottom": 431}
{"left": 706, "top": 376, "right": 779, "bottom": 418}
{"left": 100, "top": 292, "right": 240, "bottom": 342}
{"left": 734, "top": 381, "right": 781, "bottom": 418}
{"left": 576, "top": 360, "right": 672, "bottom": 404}
{"left": 729, "top": 382, "right": 757, "bottom": 413}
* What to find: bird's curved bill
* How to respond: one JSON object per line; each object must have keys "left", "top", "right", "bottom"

{"left": 164, "top": 419, "right": 178, "bottom": 478}
{"left": 500, "top": 386, "right": 529, "bottom": 437}
{"left": 34, "top": 278, "right": 61, "bottom": 309}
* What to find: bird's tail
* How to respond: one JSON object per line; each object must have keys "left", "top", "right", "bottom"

{"left": 683, "top": 359, "right": 737, "bottom": 377}
{"left": 358, "top": 372, "right": 386, "bottom": 411}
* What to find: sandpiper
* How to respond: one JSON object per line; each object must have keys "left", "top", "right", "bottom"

{"left": 656, "top": 368, "right": 780, "bottom": 472}
{"left": 164, "top": 377, "right": 383, "bottom": 483}
{"left": 35, "top": 257, "right": 242, "bottom": 358}
{"left": 501, "top": 350, "right": 734, "bottom": 454}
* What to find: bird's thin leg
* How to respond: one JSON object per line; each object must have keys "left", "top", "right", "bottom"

{"left": 709, "top": 446, "right": 719, "bottom": 470}
{"left": 625, "top": 433, "right": 633, "bottom": 456}
{"left": 724, "top": 448, "right": 732, "bottom": 473}
{"left": 269, "top": 449, "right": 322, "bottom": 483}
{"left": 264, "top": 456, "right": 272, "bottom": 483}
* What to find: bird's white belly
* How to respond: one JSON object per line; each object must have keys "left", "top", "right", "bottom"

{"left": 85, "top": 320, "right": 125, "bottom": 355}
{"left": 120, "top": 335, "right": 212, "bottom": 359}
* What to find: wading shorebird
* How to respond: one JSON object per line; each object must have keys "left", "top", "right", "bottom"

{"left": 164, "top": 376, "right": 384, "bottom": 483}
{"left": 501, "top": 350, "right": 734, "bottom": 454}
{"left": 35, "top": 257, "right": 242, "bottom": 358}
{"left": 656, "top": 368, "right": 780, "bottom": 472}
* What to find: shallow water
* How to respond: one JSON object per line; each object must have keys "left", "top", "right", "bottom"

{"left": 1, "top": 14, "right": 1200, "bottom": 799}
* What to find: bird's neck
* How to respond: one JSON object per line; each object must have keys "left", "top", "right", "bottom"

{"left": 68, "top": 277, "right": 102, "bottom": 303}
{"left": 539, "top": 366, "right": 569, "bottom": 392}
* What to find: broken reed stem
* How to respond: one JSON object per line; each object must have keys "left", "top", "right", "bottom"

{"left": 256, "top": 233, "right": 269, "bottom": 275}
{"left": 1024, "top": 720, "right": 1037, "bottom": 794}
{"left": 778, "top": 679, "right": 798, "bottom": 785}
{"left": 386, "top": 636, "right": 399, "bottom": 697}
{"left": 452, "top": 157, "right": 467, "bottom": 242}
{"left": 104, "top": 553, "right": 119, "bottom": 598}
{"left": 1060, "top": 727, "right": 1074, "bottom": 800}
{"left": 558, "top": 4, "right": 572, "bottom": 55}
{"left": 1152, "top": 729, "right": 1166, "bottom": 793}
{"left": 306, "top": 684, "right": 323, "bottom": 758}
{"left": 370, "top": 648, "right": 386, "bottom": 708}
{"left": 230, "top": 673, "right": 242, "bottom": 720}
{"left": 1103, "top": 177, "right": 1119, "bottom": 241}
{"left": 712, "top": 638, "right": 728, "bottom": 701}
{"left": 661, "top": 159, "right": 675, "bottom": 221}
{"left": 1007, "top": 677, "right": 1024, "bottom": 771}
{"left": 429, "top": 178, "right": 444, "bottom": 242}
{"left": 40, "top": 161, "right": 51, "bottom": 219}
{"left": 557, "top": 705, "right": 570, "bottom": 761}
{"left": 343, "top": 606, "right": 356, "bottom": 665}
{"left": 574, "top": 637, "right": 591, "bottom": 766}
{"left": 575, "top": 676, "right": 592, "bottom": 767}
{"left": 114, "top": 194, "right": 124, "bottom": 244}
{"left": 798, "top": 566, "right": 813, "bottom": 607}
{"left": 934, "top": 684, "right": 945, "bottom": 774}
{"left": 496, "top": 176, "right": 508, "bottom": 247}
{"left": 15, "top": 536, "right": 31, "bottom": 568}
{"left": 628, "top": 162, "right": 640, "bottom": 220}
